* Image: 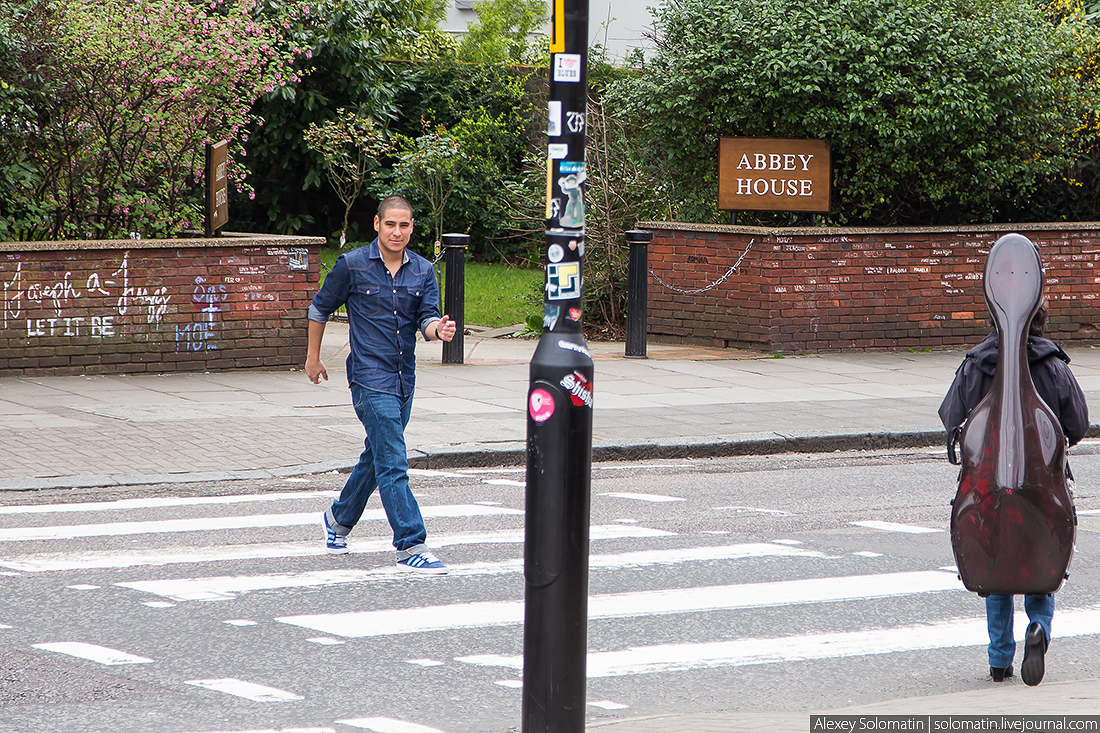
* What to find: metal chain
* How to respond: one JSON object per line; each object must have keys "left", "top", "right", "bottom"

{"left": 648, "top": 238, "right": 754, "bottom": 295}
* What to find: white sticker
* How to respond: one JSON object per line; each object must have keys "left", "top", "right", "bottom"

{"left": 548, "top": 143, "right": 568, "bottom": 159}
{"left": 548, "top": 244, "right": 565, "bottom": 263}
{"left": 553, "top": 54, "right": 582, "bottom": 83}
{"left": 548, "top": 100, "right": 562, "bottom": 136}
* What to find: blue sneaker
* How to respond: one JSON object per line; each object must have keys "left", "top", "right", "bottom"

{"left": 396, "top": 548, "right": 447, "bottom": 575}
{"left": 322, "top": 513, "right": 348, "bottom": 555}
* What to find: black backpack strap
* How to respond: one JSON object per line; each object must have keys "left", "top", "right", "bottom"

{"left": 947, "top": 426, "right": 962, "bottom": 466}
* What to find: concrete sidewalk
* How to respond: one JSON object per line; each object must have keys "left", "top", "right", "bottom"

{"left": 2, "top": 322, "right": 1099, "bottom": 490}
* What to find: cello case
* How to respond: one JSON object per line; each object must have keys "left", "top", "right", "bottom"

{"left": 950, "top": 233, "right": 1076, "bottom": 596}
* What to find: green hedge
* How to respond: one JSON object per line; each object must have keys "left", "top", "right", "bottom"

{"left": 608, "top": 0, "right": 1098, "bottom": 225}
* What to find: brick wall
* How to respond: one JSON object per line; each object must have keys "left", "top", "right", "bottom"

{"left": 639, "top": 221, "right": 1100, "bottom": 353}
{"left": 0, "top": 233, "right": 324, "bottom": 375}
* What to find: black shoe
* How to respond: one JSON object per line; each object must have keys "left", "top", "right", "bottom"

{"left": 1021, "top": 622, "right": 1047, "bottom": 686}
{"left": 990, "top": 665, "right": 1014, "bottom": 682}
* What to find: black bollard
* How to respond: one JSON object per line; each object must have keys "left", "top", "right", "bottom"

{"left": 441, "top": 233, "right": 468, "bottom": 365}
{"left": 523, "top": 0, "right": 591, "bottom": 730}
{"left": 625, "top": 230, "right": 651, "bottom": 359}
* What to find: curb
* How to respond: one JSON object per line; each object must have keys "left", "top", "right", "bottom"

{"left": 0, "top": 431, "right": 946, "bottom": 492}
{"left": 410, "top": 429, "right": 949, "bottom": 470}
{"left": 10, "top": 425, "right": 1099, "bottom": 491}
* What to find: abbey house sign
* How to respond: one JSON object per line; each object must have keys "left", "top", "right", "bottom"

{"left": 718, "top": 137, "right": 830, "bottom": 213}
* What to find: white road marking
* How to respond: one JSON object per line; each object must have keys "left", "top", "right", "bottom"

{"left": 184, "top": 678, "right": 303, "bottom": 702}
{"left": 595, "top": 464, "right": 694, "bottom": 471}
{"left": 1079, "top": 509, "right": 1100, "bottom": 515}
{"left": 482, "top": 479, "right": 525, "bottom": 487}
{"left": 405, "top": 659, "right": 444, "bottom": 667}
{"left": 771, "top": 540, "right": 802, "bottom": 545}
{"left": 408, "top": 468, "right": 472, "bottom": 478}
{"left": 6, "top": 525, "right": 670, "bottom": 574}
{"left": 276, "top": 570, "right": 961, "bottom": 638}
{"left": 66, "top": 584, "right": 100, "bottom": 590}
{"left": 0, "top": 624, "right": 12, "bottom": 629}
{"left": 33, "top": 641, "right": 153, "bottom": 665}
{"left": 600, "top": 492, "right": 684, "bottom": 503}
{"left": 117, "top": 543, "right": 821, "bottom": 602}
{"left": 335, "top": 718, "right": 445, "bottom": 733}
{"left": 0, "top": 491, "right": 337, "bottom": 515}
{"left": 714, "top": 506, "right": 792, "bottom": 516}
{"left": 0, "top": 505, "right": 522, "bottom": 542}
{"left": 175, "top": 729, "right": 334, "bottom": 733}
{"left": 455, "top": 604, "right": 1100, "bottom": 678}
{"left": 853, "top": 551, "right": 883, "bottom": 558}
{"left": 307, "top": 637, "right": 344, "bottom": 646}
{"left": 851, "top": 520, "right": 943, "bottom": 534}
{"left": 224, "top": 619, "right": 258, "bottom": 627}
{"left": 142, "top": 601, "right": 176, "bottom": 608}
{"left": 589, "top": 700, "right": 629, "bottom": 710}
{"left": 494, "top": 680, "right": 522, "bottom": 689}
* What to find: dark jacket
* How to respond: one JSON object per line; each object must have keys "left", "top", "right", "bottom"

{"left": 938, "top": 332, "right": 1089, "bottom": 446}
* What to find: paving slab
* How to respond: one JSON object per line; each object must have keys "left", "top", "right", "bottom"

{"left": 0, "top": 321, "right": 1097, "bottom": 489}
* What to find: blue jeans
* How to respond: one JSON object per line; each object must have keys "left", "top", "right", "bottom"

{"left": 986, "top": 594, "right": 1053, "bottom": 668}
{"left": 328, "top": 385, "right": 427, "bottom": 551}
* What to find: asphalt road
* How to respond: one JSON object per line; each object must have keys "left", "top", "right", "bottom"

{"left": 1, "top": 446, "right": 1099, "bottom": 733}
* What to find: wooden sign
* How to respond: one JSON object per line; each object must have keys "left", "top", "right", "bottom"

{"left": 718, "top": 137, "right": 830, "bottom": 213}
{"left": 205, "top": 140, "right": 229, "bottom": 237}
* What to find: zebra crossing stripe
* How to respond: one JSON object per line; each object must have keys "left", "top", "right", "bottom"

{"left": 455, "top": 604, "right": 1100, "bottom": 678}
{"left": 599, "top": 492, "right": 684, "bottom": 502}
{"left": 115, "top": 542, "right": 825, "bottom": 602}
{"left": 0, "top": 525, "right": 671, "bottom": 573}
{"left": 335, "top": 718, "right": 446, "bottom": 733}
{"left": 184, "top": 678, "right": 303, "bottom": 702}
{"left": 0, "top": 491, "right": 337, "bottom": 516}
{"left": 851, "top": 521, "right": 943, "bottom": 534}
{"left": 0, "top": 505, "right": 523, "bottom": 542}
{"left": 276, "top": 570, "right": 962, "bottom": 638}
{"left": 32, "top": 641, "right": 153, "bottom": 665}
{"left": 175, "top": 729, "right": 334, "bottom": 733}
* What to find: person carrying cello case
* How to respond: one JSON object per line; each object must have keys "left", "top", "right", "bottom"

{"left": 939, "top": 234, "right": 1089, "bottom": 686}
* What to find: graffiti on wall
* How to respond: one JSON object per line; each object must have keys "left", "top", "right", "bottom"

{"left": 2, "top": 252, "right": 171, "bottom": 338}
{"left": 176, "top": 276, "right": 228, "bottom": 353}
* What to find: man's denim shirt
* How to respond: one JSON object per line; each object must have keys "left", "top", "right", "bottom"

{"left": 309, "top": 240, "right": 440, "bottom": 396}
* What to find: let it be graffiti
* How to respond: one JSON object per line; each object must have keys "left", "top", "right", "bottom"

{"left": 2, "top": 253, "right": 171, "bottom": 338}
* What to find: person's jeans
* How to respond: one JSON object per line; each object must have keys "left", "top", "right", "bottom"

{"left": 986, "top": 594, "right": 1053, "bottom": 668}
{"left": 328, "top": 384, "right": 427, "bottom": 551}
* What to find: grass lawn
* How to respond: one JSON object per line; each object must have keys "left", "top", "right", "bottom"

{"left": 319, "top": 247, "right": 541, "bottom": 328}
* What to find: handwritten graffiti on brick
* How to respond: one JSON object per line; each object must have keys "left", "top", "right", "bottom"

{"left": 3, "top": 253, "right": 171, "bottom": 337}
{"left": 177, "top": 276, "right": 228, "bottom": 353}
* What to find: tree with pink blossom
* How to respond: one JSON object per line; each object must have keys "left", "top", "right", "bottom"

{"left": 1, "top": 0, "right": 303, "bottom": 240}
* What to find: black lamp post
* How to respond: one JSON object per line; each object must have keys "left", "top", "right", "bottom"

{"left": 522, "top": 0, "right": 592, "bottom": 731}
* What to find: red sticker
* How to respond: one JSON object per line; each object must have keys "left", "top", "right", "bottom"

{"left": 560, "top": 371, "right": 593, "bottom": 408}
{"left": 568, "top": 308, "right": 581, "bottom": 321}
{"left": 529, "top": 388, "right": 556, "bottom": 422}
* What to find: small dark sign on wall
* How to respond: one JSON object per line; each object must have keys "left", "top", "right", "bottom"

{"left": 205, "top": 140, "right": 229, "bottom": 237}
{"left": 718, "top": 137, "right": 830, "bottom": 213}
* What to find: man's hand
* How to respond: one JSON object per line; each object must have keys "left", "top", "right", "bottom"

{"left": 305, "top": 355, "right": 328, "bottom": 384}
{"left": 435, "top": 315, "right": 457, "bottom": 342}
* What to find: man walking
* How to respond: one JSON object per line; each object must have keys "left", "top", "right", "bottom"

{"left": 305, "top": 195, "right": 456, "bottom": 574}
{"left": 939, "top": 303, "right": 1088, "bottom": 685}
